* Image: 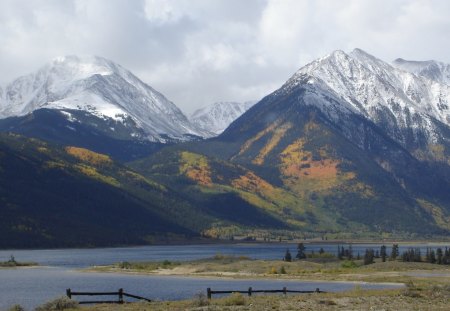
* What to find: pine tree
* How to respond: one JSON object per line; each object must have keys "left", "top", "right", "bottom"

{"left": 284, "top": 249, "right": 292, "bottom": 262}
{"left": 425, "top": 248, "right": 431, "bottom": 263}
{"left": 414, "top": 248, "right": 421, "bottom": 262}
{"left": 380, "top": 245, "right": 387, "bottom": 262}
{"left": 390, "top": 244, "right": 399, "bottom": 260}
{"left": 296, "top": 243, "right": 306, "bottom": 259}
{"left": 436, "top": 248, "right": 443, "bottom": 264}
{"left": 363, "top": 249, "right": 375, "bottom": 265}
{"left": 337, "top": 245, "right": 343, "bottom": 260}
{"left": 430, "top": 249, "right": 436, "bottom": 264}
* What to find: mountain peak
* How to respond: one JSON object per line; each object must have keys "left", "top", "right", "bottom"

{"left": 0, "top": 55, "right": 206, "bottom": 142}
{"left": 392, "top": 57, "right": 450, "bottom": 85}
{"left": 47, "top": 55, "right": 121, "bottom": 80}
{"left": 190, "top": 101, "right": 256, "bottom": 135}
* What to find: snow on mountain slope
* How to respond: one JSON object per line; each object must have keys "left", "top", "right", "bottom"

{"left": 280, "top": 48, "right": 450, "bottom": 149}
{"left": 190, "top": 101, "right": 256, "bottom": 135}
{"left": 393, "top": 58, "right": 450, "bottom": 85}
{"left": 0, "top": 55, "right": 206, "bottom": 142}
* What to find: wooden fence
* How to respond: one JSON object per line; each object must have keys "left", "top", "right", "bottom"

{"left": 66, "top": 288, "right": 152, "bottom": 304}
{"left": 206, "top": 287, "right": 325, "bottom": 299}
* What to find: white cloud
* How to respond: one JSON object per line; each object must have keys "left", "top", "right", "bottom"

{"left": 1, "top": 0, "right": 450, "bottom": 113}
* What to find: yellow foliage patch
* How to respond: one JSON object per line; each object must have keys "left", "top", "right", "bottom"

{"left": 231, "top": 171, "right": 309, "bottom": 220}
{"left": 253, "top": 123, "right": 293, "bottom": 165}
{"left": 279, "top": 139, "right": 342, "bottom": 192}
{"left": 120, "top": 170, "right": 166, "bottom": 191}
{"left": 75, "top": 164, "right": 119, "bottom": 187}
{"left": 416, "top": 198, "right": 450, "bottom": 230}
{"left": 65, "top": 146, "right": 112, "bottom": 166}
{"left": 179, "top": 151, "right": 212, "bottom": 186}
{"left": 37, "top": 147, "right": 49, "bottom": 154}
{"left": 232, "top": 172, "right": 277, "bottom": 197}
{"left": 235, "top": 120, "right": 282, "bottom": 158}
{"left": 44, "top": 161, "right": 67, "bottom": 170}
{"left": 280, "top": 140, "right": 340, "bottom": 179}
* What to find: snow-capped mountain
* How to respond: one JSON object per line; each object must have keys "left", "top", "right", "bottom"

{"left": 0, "top": 55, "right": 206, "bottom": 142}
{"left": 277, "top": 48, "right": 450, "bottom": 151}
{"left": 393, "top": 58, "right": 450, "bottom": 85}
{"left": 190, "top": 101, "right": 256, "bottom": 135}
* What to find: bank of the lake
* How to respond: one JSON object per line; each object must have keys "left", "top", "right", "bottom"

{"left": 1, "top": 242, "right": 449, "bottom": 309}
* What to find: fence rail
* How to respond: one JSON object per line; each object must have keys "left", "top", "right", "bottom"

{"left": 66, "top": 288, "right": 152, "bottom": 304}
{"left": 206, "top": 287, "right": 325, "bottom": 299}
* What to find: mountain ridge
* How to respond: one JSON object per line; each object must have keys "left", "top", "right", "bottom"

{"left": 190, "top": 101, "right": 257, "bottom": 135}
{"left": 0, "top": 55, "right": 208, "bottom": 142}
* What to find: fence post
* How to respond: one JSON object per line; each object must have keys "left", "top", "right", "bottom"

{"left": 248, "top": 287, "right": 252, "bottom": 296}
{"left": 66, "top": 289, "right": 71, "bottom": 299}
{"left": 118, "top": 288, "right": 124, "bottom": 303}
{"left": 283, "top": 287, "right": 287, "bottom": 295}
{"left": 207, "top": 288, "right": 211, "bottom": 300}
{"left": 315, "top": 288, "right": 320, "bottom": 293}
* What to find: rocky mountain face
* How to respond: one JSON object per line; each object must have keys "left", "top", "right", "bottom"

{"left": 135, "top": 49, "right": 450, "bottom": 239}
{"left": 2, "top": 49, "right": 450, "bottom": 247}
{"left": 0, "top": 55, "right": 207, "bottom": 143}
{"left": 190, "top": 101, "right": 256, "bottom": 135}
{"left": 393, "top": 58, "right": 450, "bottom": 85}
{"left": 271, "top": 49, "right": 450, "bottom": 156}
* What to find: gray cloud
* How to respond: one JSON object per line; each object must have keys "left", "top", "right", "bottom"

{"left": 1, "top": 0, "right": 450, "bottom": 113}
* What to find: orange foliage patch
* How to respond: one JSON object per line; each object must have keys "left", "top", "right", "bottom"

{"left": 65, "top": 147, "right": 112, "bottom": 166}
{"left": 179, "top": 152, "right": 213, "bottom": 186}
{"left": 232, "top": 171, "right": 276, "bottom": 196}
{"left": 280, "top": 139, "right": 339, "bottom": 180}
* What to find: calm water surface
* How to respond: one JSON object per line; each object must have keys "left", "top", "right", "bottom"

{"left": 1, "top": 242, "right": 441, "bottom": 309}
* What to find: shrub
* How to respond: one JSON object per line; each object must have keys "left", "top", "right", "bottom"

{"left": 35, "top": 296, "right": 78, "bottom": 311}
{"left": 7, "top": 305, "right": 25, "bottom": 311}
{"left": 191, "top": 292, "right": 209, "bottom": 307}
{"left": 118, "top": 261, "right": 131, "bottom": 269}
{"left": 223, "top": 292, "right": 246, "bottom": 306}
{"left": 341, "top": 260, "right": 358, "bottom": 268}
{"left": 162, "top": 260, "right": 171, "bottom": 266}
{"left": 279, "top": 266, "right": 287, "bottom": 274}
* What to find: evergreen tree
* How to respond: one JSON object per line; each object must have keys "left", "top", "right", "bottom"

{"left": 443, "top": 248, "right": 450, "bottom": 265}
{"left": 390, "top": 244, "right": 399, "bottom": 260}
{"left": 337, "top": 245, "right": 343, "bottom": 260}
{"left": 296, "top": 243, "right": 306, "bottom": 259}
{"left": 284, "top": 249, "right": 292, "bottom": 262}
{"left": 430, "top": 249, "right": 436, "bottom": 264}
{"left": 357, "top": 252, "right": 361, "bottom": 260}
{"left": 380, "top": 245, "right": 387, "bottom": 262}
{"left": 348, "top": 244, "right": 353, "bottom": 260}
{"left": 425, "top": 248, "right": 431, "bottom": 263}
{"left": 363, "top": 249, "right": 375, "bottom": 265}
{"left": 414, "top": 248, "right": 421, "bottom": 262}
{"left": 319, "top": 247, "right": 325, "bottom": 254}
{"left": 436, "top": 248, "right": 443, "bottom": 264}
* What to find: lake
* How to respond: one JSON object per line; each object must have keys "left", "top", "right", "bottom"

{"left": 1, "top": 242, "right": 442, "bottom": 309}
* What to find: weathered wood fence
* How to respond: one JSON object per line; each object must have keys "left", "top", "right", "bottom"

{"left": 206, "top": 287, "right": 325, "bottom": 299}
{"left": 66, "top": 288, "right": 151, "bottom": 304}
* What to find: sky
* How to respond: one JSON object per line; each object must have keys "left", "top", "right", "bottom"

{"left": 1, "top": 0, "right": 450, "bottom": 114}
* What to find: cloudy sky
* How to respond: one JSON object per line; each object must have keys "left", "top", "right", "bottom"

{"left": 1, "top": 0, "right": 450, "bottom": 113}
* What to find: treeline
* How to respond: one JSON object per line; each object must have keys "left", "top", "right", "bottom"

{"left": 401, "top": 247, "right": 450, "bottom": 264}
{"left": 282, "top": 243, "right": 450, "bottom": 266}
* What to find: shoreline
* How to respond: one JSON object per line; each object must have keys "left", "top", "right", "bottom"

{"left": 81, "top": 267, "right": 407, "bottom": 288}
{"left": 1, "top": 239, "right": 450, "bottom": 252}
